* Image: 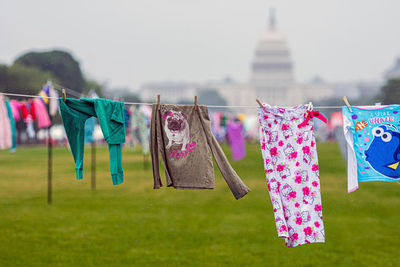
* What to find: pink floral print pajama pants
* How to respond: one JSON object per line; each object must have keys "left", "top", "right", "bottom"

{"left": 258, "top": 105, "right": 325, "bottom": 247}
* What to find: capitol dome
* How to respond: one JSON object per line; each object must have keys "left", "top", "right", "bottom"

{"left": 250, "top": 8, "right": 297, "bottom": 106}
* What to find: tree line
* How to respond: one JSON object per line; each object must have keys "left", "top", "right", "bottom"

{"left": 0, "top": 50, "right": 104, "bottom": 97}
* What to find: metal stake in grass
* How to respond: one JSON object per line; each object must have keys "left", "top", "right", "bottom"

{"left": 47, "top": 103, "right": 52, "bottom": 205}
{"left": 91, "top": 141, "right": 96, "bottom": 190}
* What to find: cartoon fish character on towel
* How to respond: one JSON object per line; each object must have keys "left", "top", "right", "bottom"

{"left": 364, "top": 125, "right": 400, "bottom": 179}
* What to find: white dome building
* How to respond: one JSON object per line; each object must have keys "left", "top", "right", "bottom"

{"left": 250, "top": 9, "right": 301, "bottom": 106}
{"left": 138, "top": 8, "right": 339, "bottom": 108}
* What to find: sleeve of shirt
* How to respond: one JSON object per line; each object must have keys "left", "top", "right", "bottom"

{"left": 150, "top": 104, "right": 163, "bottom": 189}
{"left": 197, "top": 107, "right": 250, "bottom": 199}
{"left": 342, "top": 108, "right": 359, "bottom": 193}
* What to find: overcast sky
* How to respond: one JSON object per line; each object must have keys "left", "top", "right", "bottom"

{"left": 1, "top": 0, "right": 400, "bottom": 90}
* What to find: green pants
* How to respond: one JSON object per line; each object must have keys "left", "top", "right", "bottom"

{"left": 59, "top": 98, "right": 126, "bottom": 185}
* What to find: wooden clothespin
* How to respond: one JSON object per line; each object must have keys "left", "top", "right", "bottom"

{"left": 343, "top": 96, "right": 353, "bottom": 112}
{"left": 194, "top": 95, "right": 198, "bottom": 110}
{"left": 307, "top": 102, "right": 312, "bottom": 111}
{"left": 62, "top": 89, "right": 66, "bottom": 102}
{"left": 256, "top": 99, "right": 264, "bottom": 109}
{"left": 157, "top": 94, "right": 160, "bottom": 111}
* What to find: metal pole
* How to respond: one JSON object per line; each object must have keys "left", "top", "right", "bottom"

{"left": 45, "top": 88, "right": 53, "bottom": 205}
{"left": 48, "top": 134, "right": 52, "bottom": 204}
{"left": 47, "top": 110, "right": 52, "bottom": 204}
{"left": 91, "top": 141, "right": 96, "bottom": 190}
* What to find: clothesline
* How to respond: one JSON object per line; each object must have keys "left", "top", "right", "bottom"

{"left": 0, "top": 91, "right": 344, "bottom": 109}
{"left": 53, "top": 83, "right": 82, "bottom": 98}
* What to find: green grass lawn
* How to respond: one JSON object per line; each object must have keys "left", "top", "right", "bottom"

{"left": 0, "top": 143, "right": 399, "bottom": 266}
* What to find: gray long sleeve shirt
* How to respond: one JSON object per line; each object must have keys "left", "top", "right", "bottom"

{"left": 150, "top": 104, "right": 250, "bottom": 199}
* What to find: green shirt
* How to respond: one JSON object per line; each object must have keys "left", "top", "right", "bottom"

{"left": 59, "top": 98, "right": 126, "bottom": 185}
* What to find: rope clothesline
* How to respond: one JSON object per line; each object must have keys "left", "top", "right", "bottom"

{"left": 0, "top": 91, "right": 344, "bottom": 109}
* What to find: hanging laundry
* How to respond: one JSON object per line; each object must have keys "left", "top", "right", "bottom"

{"left": 313, "top": 115, "right": 330, "bottom": 142}
{"left": 0, "top": 95, "right": 12, "bottom": 150}
{"left": 49, "top": 86, "right": 59, "bottom": 116}
{"left": 10, "top": 100, "right": 21, "bottom": 122}
{"left": 20, "top": 102, "right": 30, "bottom": 119}
{"left": 84, "top": 90, "right": 99, "bottom": 144}
{"left": 221, "top": 114, "right": 228, "bottom": 127}
{"left": 32, "top": 98, "right": 51, "bottom": 129}
{"left": 139, "top": 104, "right": 152, "bottom": 119}
{"left": 150, "top": 104, "right": 250, "bottom": 199}
{"left": 59, "top": 98, "right": 126, "bottom": 185}
{"left": 130, "top": 105, "right": 150, "bottom": 154}
{"left": 243, "top": 115, "right": 259, "bottom": 140}
{"left": 40, "top": 82, "right": 51, "bottom": 104}
{"left": 210, "top": 112, "right": 226, "bottom": 142}
{"left": 237, "top": 113, "right": 246, "bottom": 122}
{"left": 28, "top": 99, "right": 36, "bottom": 121}
{"left": 226, "top": 120, "right": 246, "bottom": 161}
{"left": 258, "top": 104, "right": 326, "bottom": 247}
{"left": 140, "top": 105, "right": 151, "bottom": 154}
{"left": 121, "top": 106, "right": 131, "bottom": 149}
{"left": 5, "top": 100, "right": 17, "bottom": 152}
{"left": 329, "top": 112, "right": 347, "bottom": 161}
{"left": 342, "top": 105, "right": 400, "bottom": 193}
{"left": 124, "top": 106, "right": 131, "bottom": 128}
{"left": 84, "top": 117, "right": 96, "bottom": 144}
{"left": 20, "top": 102, "right": 35, "bottom": 139}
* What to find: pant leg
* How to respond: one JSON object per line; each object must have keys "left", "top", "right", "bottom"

{"left": 259, "top": 126, "right": 289, "bottom": 240}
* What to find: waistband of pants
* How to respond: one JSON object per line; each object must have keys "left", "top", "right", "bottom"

{"left": 258, "top": 105, "right": 309, "bottom": 121}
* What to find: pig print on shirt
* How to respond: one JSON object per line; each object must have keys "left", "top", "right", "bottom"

{"left": 163, "top": 110, "right": 190, "bottom": 151}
